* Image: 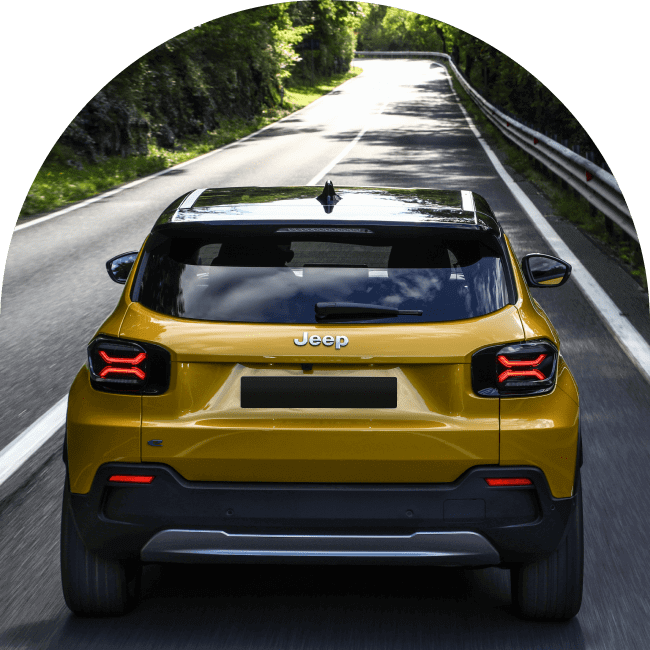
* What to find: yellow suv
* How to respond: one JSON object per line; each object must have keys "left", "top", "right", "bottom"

{"left": 61, "top": 184, "right": 582, "bottom": 620}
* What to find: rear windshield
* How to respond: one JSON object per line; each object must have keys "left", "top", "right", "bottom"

{"left": 133, "top": 232, "right": 510, "bottom": 324}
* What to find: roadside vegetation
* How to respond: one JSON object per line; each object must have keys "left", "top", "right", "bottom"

{"left": 21, "top": 69, "right": 361, "bottom": 218}
{"left": 20, "top": 1, "right": 363, "bottom": 219}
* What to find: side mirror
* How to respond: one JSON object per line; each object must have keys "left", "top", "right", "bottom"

{"left": 521, "top": 253, "right": 571, "bottom": 288}
{"left": 106, "top": 251, "right": 138, "bottom": 284}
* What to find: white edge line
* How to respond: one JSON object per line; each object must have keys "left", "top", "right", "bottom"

{"left": 435, "top": 62, "right": 650, "bottom": 385}
{"left": 0, "top": 396, "right": 68, "bottom": 488}
{"left": 14, "top": 71, "right": 366, "bottom": 233}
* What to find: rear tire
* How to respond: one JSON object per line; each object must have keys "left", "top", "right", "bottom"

{"left": 511, "top": 473, "right": 583, "bottom": 621}
{"left": 60, "top": 482, "right": 140, "bottom": 616}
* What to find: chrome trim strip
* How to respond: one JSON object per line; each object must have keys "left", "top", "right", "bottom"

{"left": 141, "top": 530, "right": 501, "bottom": 566}
{"left": 460, "top": 190, "right": 477, "bottom": 224}
{"left": 180, "top": 188, "right": 207, "bottom": 209}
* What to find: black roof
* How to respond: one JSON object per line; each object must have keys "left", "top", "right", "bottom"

{"left": 153, "top": 185, "right": 500, "bottom": 235}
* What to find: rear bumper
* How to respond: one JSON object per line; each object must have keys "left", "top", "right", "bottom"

{"left": 141, "top": 530, "right": 500, "bottom": 566}
{"left": 69, "top": 463, "right": 577, "bottom": 566}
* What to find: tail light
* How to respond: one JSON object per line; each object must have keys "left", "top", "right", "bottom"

{"left": 472, "top": 340, "right": 558, "bottom": 397}
{"left": 88, "top": 336, "right": 170, "bottom": 394}
{"left": 109, "top": 475, "right": 155, "bottom": 484}
{"left": 485, "top": 478, "right": 533, "bottom": 486}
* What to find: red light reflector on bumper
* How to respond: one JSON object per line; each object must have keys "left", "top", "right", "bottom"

{"left": 109, "top": 475, "right": 155, "bottom": 484}
{"left": 485, "top": 478, "right": 532, "bottom": 487}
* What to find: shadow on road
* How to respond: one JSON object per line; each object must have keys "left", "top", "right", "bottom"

{"left": 2, "top": 563, "right": 585, "bottom": 650}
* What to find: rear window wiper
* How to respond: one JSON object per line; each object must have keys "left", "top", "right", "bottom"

{"left": 315, "top": 302, "right": 423, "bottom": 319}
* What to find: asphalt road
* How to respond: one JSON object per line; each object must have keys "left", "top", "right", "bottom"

{"left": 1, "top": 59, "right": 650, "bottom": 649}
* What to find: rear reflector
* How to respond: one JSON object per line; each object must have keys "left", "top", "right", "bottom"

{"left": 109, "top": 475, "right": 155, "bottom": 484}
{"left": 485, "top": 478, "right": 532, "bottom": 487}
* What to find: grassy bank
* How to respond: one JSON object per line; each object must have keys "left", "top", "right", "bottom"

{"left": 19, "top": 68, "right": 363, "bottom": 220}
{"left": 446, "top": 66, "right": 646, "bottom": 289}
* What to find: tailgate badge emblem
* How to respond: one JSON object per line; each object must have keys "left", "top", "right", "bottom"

{"left": 294, "top": 332, "right": 348, "bottom": 349}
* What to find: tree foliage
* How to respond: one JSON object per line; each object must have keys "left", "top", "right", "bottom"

{"left": 357, "top": 5, "right": 445, "bottom": 52}
{"left": 287, "top": 1, "right": 364, "bottom": 81}
{"left": 50, "top": 2, "right": 362, "bottom": 165}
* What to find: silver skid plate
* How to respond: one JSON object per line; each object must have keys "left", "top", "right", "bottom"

{"left": 141, "top": 530, "right": 500, "bottom": 566}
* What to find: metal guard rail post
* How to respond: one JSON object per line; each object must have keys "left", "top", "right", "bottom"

{"left": 354, "top": 51, "right": 635, "bottom": 241}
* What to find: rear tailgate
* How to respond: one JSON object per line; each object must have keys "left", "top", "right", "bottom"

{"left": 121, "top": 302, "right": 525, "bottom": 483}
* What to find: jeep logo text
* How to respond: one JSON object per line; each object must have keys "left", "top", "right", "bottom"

{"left": 294, "top": 332, "right": 349, "bottom": 350}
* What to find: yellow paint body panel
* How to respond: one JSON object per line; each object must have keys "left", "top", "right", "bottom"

{"left": 500, "top": 358, "right": 579, "bottom": 498}
{"left": 120, "top": 301, "right": 526, "bottom": 363}
{"left": 128, "top": 300, "right": 521, "bottom": 483}
{"left": 67, "top": 367, "right": 141, "bottom": 494}
{"left": 141, "top": 362, "right": 499, "bottom": 483}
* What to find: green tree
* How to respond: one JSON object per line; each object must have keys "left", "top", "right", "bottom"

{"left": 356, "top": 3, "right": 388, "bottom": 50}
{"left": 287, "top": 0, "right": 364, "bottom": 80}
{"left": 357, "top": 5, "right": 448, "bottom": 52}
{"left": 50, "top": 3, "right": 325, "bottom": 164}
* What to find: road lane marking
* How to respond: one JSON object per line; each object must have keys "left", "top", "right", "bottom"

{"left": 0, "top": 396, "right": 67, "bottom": 488}
{"left": 307, "top": 99, "right": 390, "bottom": 186}
{"left": 437, "top": 63, "right": 650, "bottom": 385}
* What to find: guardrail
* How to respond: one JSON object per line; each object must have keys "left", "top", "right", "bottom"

{"left": 354, "top": 51, "right": 636, "bottom": 241}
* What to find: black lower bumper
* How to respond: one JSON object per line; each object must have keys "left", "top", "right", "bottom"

{"left": 69, "top": 463, "right": 576, "bottom": 566}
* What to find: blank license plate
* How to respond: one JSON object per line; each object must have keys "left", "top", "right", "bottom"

{"left": 241, "top": 377, "right": 397, "bottom": 408}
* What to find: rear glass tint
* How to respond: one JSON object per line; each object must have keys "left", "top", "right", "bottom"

{"left": 134, "top": 233, "right": 510, "bottom": 324}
